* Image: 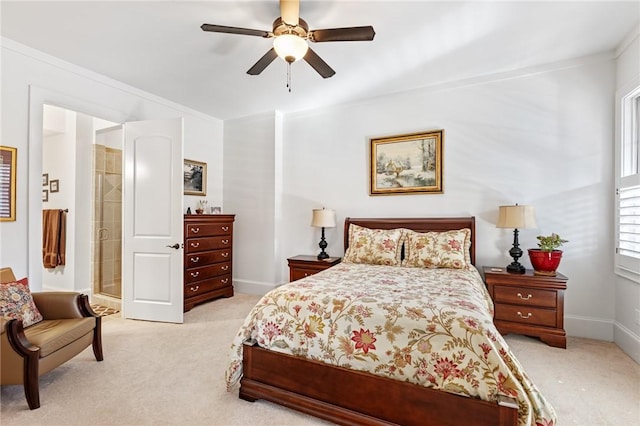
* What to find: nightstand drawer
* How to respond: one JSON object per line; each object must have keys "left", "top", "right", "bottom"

{"left": 291, "top": 268, "right": 318, "bottom": 281}
{"left": 493, "top": 285, "right": 557, "bottom": 308}
{"left": 494, "top": 304, "right": 557, "bottom": 328}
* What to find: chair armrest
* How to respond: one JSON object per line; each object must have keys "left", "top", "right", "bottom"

{"left": 2, "top": 318, "right": 40, "bottom": 357}
{"left": 32, "top": 292, "right": 85, "bottom": 319}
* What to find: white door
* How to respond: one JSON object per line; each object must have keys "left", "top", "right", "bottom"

{"left": 122, "top": 118, "right": 183, "bottom": 323}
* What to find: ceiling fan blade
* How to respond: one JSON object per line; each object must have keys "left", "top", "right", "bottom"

{"left": 201, "top": 24, "right": 271, "bottom": 38}
{"left": 303, "top": 47, "right": 335, "bottom": 79}
{"left": 247, "top": 48, "right": 279, "bottom": 75}
{"left": 280, "top": 0, "right": 300, "bottom": 26}
{"left": 309, "top": 26, "right": 375, "bottom": 42}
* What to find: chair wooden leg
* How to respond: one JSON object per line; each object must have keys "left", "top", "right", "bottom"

{"left": 92, "top": 316, "right": 104, "bottom": 361}
{"left": 24, "top": 360, "right": 41, "bottom": 409}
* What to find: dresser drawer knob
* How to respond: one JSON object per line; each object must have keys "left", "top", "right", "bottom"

{"left": 221, "top": 239, "right": 229, "bottom": 245}
{"left": 190, "top": 272, "right": 200, "bottom": 278}
{"left": 517, "top": 311, "right": 532, "bottom": 319}
{"left": 221, "top": 265, "right": 229, "bottom": 271}
{"left": 222, "top": 226, "right": 229, "bottom": 231}
{"left": 191, "top": 227, "right": 200, "bottom": 233}
{"left": 221, "top": 278, "right": 229, "bottom": 284}
{"left": 190, "top": 242, "right": 200, "bottom": 248}
{"left": 190, "top": 285, "right": 200, "bottom": 292}
{"left": 517, "top": 293, "right": 532, "bottom": 300}
{"left": 221, "top": 252, "right": 229, "bottom": 258}
{"left": 190, "top": 257, "right": 200, "bottom": 263}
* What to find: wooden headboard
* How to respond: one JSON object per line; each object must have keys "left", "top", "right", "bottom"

{"left": 343, "top": 217, "right": 476, "bottom": 266}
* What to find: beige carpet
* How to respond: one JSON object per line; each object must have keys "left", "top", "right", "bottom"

{"left": 1, "top": 293, "right": 639, "bottom": 425}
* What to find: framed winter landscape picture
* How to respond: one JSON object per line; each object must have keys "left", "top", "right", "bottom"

{"left": 369, "top": 130, "right": 443, "bottom": 195}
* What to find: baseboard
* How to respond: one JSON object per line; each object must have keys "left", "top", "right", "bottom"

{"left": 234, "top": 279, "right": 276, "bottom": 295}
{"left": 613, "top": 322, "right": 640, "bottom": 364}
{"left": 565, "top": 314, "right": 614, "bottom": 341}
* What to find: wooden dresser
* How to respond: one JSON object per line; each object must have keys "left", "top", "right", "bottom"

{"left": 183, "top": 214, "right": 235, "bottom": 311}
{"left": 483, "top": 266, "right": 567, "bottom": 348}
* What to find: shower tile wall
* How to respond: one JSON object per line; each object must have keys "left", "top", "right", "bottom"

{"left": 92, "top": 144, "right": 122, "bottom": 298}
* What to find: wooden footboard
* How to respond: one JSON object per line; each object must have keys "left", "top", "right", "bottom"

{"left": 240, "top": 340, "right": 518, "bottom": 426}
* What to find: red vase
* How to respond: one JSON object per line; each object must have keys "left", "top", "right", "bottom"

{"left": 528, "top": 249, "right": 563, "bottom": 276}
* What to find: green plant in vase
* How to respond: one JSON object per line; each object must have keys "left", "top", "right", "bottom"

{"left": 528, "top": 233, "right": 568, "bottom": 276}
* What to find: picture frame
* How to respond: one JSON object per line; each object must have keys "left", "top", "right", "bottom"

{"left": 369, "top": 130, "right": 444, "bottom": 195}
{"left": 42, "top": 189, "right": 49, "bottom": 202}
{"left": 50, "top": 179, "right": 59, "bottom": 193}
{"left": 0, "top": 146, "right": 17, "bottom": 221}
{"left": 184, "top": 159, "right": 207, "bottom": 196}
{"left": 42, "top": 173, "right": 49, "bottom": 186}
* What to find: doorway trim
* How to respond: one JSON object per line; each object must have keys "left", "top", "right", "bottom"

{"left": 28, "top": 85, "right": 130, "bottom": 292}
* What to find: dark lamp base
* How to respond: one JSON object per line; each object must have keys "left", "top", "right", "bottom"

{"left": 317, "top": 251, "right": 329, "bottom": 260}
{"left": 506, "top": 262, "right": 526, "bottom": 274}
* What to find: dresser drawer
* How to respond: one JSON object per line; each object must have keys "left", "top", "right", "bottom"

{"left": 493, "top": 285, "right": 557, "bottom": 308}
{"left": 185, "top": 222, "right": 232, "bottom": 238}
{"left": 186, "top": 249, "right": 231, "bottom": 266}
{"left": 185, "top": 261, "right": 231, "bottom": 283}
{"left": 185, "top": 274, "right": 232, "bottom": 297}
{"left": 185, "top": 236, "right": 232, "bottom": 253}
{"left": 494, "top": 304, "right": 557, "bottom": 328}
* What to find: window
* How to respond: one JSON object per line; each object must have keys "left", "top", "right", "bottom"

{"left": 616, "top": 82, "right": 640, "bottom": 281}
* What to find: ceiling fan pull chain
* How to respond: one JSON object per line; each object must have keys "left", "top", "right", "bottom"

{"left": 287, "top": 62, "right": 292, "bottom": 92}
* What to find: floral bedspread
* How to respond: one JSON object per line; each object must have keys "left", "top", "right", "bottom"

{"left": 225, "top": 263, "right": 556, "bottom": 426}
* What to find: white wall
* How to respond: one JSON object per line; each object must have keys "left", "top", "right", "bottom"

{"left": 614, "top": 28, "right": 640, "bottom": 363}
{"left": 223, "top": 112, "right": 280, "bottom": 294}
{"left": 0, "top": 38, "right": 223, "bottom": 290}
{"left": 227, "top": 54, "right": 618, "bottom": 343}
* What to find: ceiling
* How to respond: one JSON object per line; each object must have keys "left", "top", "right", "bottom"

{"left": 2, "top": 1, "right": 638, "bottom": 120}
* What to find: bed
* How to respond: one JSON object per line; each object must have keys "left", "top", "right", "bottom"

{"left": 225, "top": 217, "right": 556, "bottom": 426}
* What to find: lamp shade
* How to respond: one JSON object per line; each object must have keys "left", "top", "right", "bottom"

{"left": 496, "top": 205, "right": 537, "bottom": 229}
{"left": 273, "top": 34, "right": 309, "bottom": 63}
{"left": 311, "top": 208, "right": 336, "bottom": 228}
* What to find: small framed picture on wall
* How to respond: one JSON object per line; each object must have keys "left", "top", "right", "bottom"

{"left": 42, "top": 189, "right": 49, "bottom": 202}
{"left": 50, "top": 179, "right": 59, "bottom": 193}
{"left": 42, "top": 173, "right": 49, "bottom": 186}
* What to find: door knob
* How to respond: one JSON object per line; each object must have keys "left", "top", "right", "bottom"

{"left": 166, "top": 243, "right": 180, "bottom": 249}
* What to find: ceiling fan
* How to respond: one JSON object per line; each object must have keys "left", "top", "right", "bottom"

{"left": 201, "top": 0, "right": 375, "bottom": 80}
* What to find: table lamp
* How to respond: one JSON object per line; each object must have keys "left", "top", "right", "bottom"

{"left": 496, "top": 204, "right": 537, "bottom": 274}
{"left": 311, "top": 208, "right": 336, "bottom": 260}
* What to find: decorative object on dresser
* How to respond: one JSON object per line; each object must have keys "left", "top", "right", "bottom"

{"left": 183, "top": 214, "right": 235, "bottom": 311}
{"left": 496, "top": 203, "right": 537, "bottom": 274}
{"left": 528, "top": 233, "right": 568, "bottom": 276}
{"left": 287, "top": 255, "right": 341, "bottom": 282}
{"left": 483, "top": 266, "right": 567, "bottom": 348}
{"left": 311, "top": 208, "right": 336, "bottom": 260}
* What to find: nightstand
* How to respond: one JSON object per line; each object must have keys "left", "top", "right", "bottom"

{"left": 483, "top": 266, "right": 568, "bottom": 349}
{"left": 287, "top": 255, "right": 341, "bottom": 282}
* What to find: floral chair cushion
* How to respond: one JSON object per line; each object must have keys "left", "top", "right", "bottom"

{"left": 402, "top": 228, "right": 471, "bottom": 269}
{"left": 0, "top": 277, "right": 43, "bottom": 327}
{"left": 343, "top": 225, "right": 406, "bottom": 266}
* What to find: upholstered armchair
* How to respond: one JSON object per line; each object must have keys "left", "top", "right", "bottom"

{"left": 0, "top": 267, "right": 103, "bottom": 409}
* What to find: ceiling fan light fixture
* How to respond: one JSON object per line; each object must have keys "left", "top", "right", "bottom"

{"left": 273, "top": 34, "right": 308, "bottom": 63}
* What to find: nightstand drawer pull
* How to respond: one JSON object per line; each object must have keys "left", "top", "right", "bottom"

{"left": 190, "top": 257, "right": 200, "bottom": 263}
{"left": 191, "top": 227, "right": 200, "bottom": 233}
{"left": 517, "top": 293, "right": 532, "bottom": 300}
{"left": 517, "top": 311, "right": 532, "bottom": 319}
{"left": 190, "top": 285, "right": 200, "bottom": 292}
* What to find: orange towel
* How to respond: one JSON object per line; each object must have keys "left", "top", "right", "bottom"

{"left": 42, "top": 209, "right": 66, "bottom": 268}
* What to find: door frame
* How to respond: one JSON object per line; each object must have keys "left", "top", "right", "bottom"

{"left": 27, "top": 85, "right": 130, "bottom": 292}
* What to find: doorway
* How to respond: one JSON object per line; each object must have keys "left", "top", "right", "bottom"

{"left": 42, "top": 104, "right": 122, "bottom": 310}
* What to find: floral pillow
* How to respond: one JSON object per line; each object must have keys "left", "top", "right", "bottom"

{"left": 0, "top": 277, "right": 43, "bottom": 327}
{"left": 343, "top": 224, "right": 406, "bottom": 266}
{"left": 402, "top": 228, "right": 471, "bottom": 269}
